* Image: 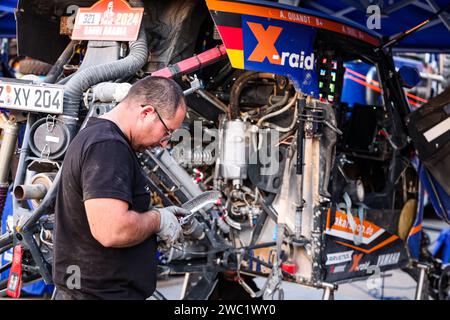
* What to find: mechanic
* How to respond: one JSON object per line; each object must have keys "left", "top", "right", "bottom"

{"left": 53, "top": 76, "right": 189, "bottom": 300}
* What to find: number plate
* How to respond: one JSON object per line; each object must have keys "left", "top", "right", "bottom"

{"left": 0, "top": 79, "right": 64, "bottom": 114}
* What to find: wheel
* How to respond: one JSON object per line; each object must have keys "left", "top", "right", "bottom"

{"left": 438, "top": 266, "right": 450, "bottom": 300}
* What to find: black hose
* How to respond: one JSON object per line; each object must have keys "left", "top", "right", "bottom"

{"left": 229, "top": 71, "right": 276, "bottom": 119}
{"left": 21, "top": 1, "right": 148, "bottom": 231}
{"left": 60, "top": 11, "right": 148, "bottom": 131}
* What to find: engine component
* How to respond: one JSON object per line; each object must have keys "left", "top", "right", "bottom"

{"left": 181, "top": 190, "right": 221, "bottom": 214}
{"left": 14, "top": 172, "right": 56, "bottom": 208}
{"left": 229, "top": 71, "right": 277, "bottom": 119}
{"left": 248, "top": 133, "right": 288, "bottom": 194}
{"left": 29, "top": 116, "right": 72, "bottom": 160}
{"left": 92, "top": 82, "right": 132, "bottom": 103}
{"left": 77, "top": 41, "right": 121, "bottom": 71}
{"left": 343, "top": 179, "right": 365, "bottom": 203}
{"left": 0, "top": 113, "right": 19, "bottom": 214}
{"left": 182, "top": 218, "right": 205, "bottom": 240}
{"left": 173, "top": 148, "right": 215, "bottom": 168}
{"left": 14, "top": 184, "right": 46, "bottom": 201}
{"left": 315, "top": 99, "right": 338, "bottom": 198}
{"left": 219, "top": 120, "right": 256, "bottom": 188}
{"left": 153, "top": 148, "right": 203, "bottom": 199}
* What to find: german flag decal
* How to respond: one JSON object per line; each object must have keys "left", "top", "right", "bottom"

{"left": 209, "top": 6, "right": 319, "bottom": 96}
{"left": 206, "top": 0, "right": 380, "bottom": 46}
{"left": 206, "top": 0, "right": 382, "bottom": 96}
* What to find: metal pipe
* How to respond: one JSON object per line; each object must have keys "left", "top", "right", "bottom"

{"left": 266, "top": 99, "right": 299, "bottom": 132}
{"left": 0, "top": 116, "right": 19, "bottom": 185}
{"left": 14, "top": 184, "right": 47, "bottom": 201}
{"left": 230, "top": 72, "right": 276, "bottom": 119}
{"left": 196, "top": 89, "right": 228, "bottom": 113}
{"left": 265, "top": 91, "right": 290, "bottom": 113}
{"left": 257, "top": 93, "right": 298, "bottom": 126}
{"left": 12, "top": 113, "right": 34, "bottom": 213}
{"left": 415, "top": 263, "right": 428, "bottom": 300}
{"left": 20, "top": 169, "right": 61, "bottom": 232}
{"left": 44, "top": 40, "right": 79, "bottom": 84}
{"left": 0, "top": 114, "right": 19, "bottom": 215}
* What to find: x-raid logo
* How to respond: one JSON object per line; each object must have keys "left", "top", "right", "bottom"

{"left": 246, "top": 22, "right": 314, "bottom": 70}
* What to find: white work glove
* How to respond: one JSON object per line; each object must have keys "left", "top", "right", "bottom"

{"left": 156, "top": 206, "right": 189, "bottom": 246}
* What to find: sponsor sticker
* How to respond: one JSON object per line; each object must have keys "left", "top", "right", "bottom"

{"left": 326, "top": 250, "right": 354, "bottom": 265}
{"left": 72, "top": 0, "right": 144, "bottom": 41}
{"left": 330, "top": 264, "right": 347, "bottom": 274}
{"left": 242, "top": 15, "right": 318, "bottom": 96}
{"left": 325, "top": 210, "right": 385, "bottom": 245}
{"left": 376, "top": 252, "right": 400, "bottom": 267}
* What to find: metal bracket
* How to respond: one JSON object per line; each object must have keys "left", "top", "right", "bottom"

{"left": 415, "top": 262, "right": 431, "bottom": 300}
{"left": 183, "top": 75, "right": 204, "bottom": 96}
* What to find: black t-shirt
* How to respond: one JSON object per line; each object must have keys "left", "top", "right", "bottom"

{"left": 53, "top": 117, "right": 157, "bottom": 300}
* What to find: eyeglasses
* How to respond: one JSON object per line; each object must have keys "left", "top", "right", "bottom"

{"left": 141, "top": 104, "right": 173, "bottom": 142}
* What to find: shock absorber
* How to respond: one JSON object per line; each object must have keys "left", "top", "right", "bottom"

{"left": 0, "top": 113, "right": 19, "bottom": 214}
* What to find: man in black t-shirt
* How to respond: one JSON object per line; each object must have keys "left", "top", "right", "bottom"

{"left": 53, "top": 76, "right": 189, "bottom": 299}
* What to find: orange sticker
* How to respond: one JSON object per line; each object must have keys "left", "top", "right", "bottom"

{"left": 72, "top": 0, "right": 144, "bottom": 41}
{"left": 326, "top": 209, "right": 385, "bottom": 245}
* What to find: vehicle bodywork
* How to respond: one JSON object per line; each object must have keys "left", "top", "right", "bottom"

{"left": 0, "top": 0, "right": 448, "bottom": 299}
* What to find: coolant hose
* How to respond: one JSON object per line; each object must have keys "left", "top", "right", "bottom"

{"left": 229, "top": 72, "right": 276, "bottom": 119}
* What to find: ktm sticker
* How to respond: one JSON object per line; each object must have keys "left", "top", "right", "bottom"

{"left": 325, "top": 210, "right": 385, "bottom": 245}
{"left": 242, "top": 15, "right": 318, "bottom": 97}
{"left": 72, "top": 0, "right": 144, "bottom": 41}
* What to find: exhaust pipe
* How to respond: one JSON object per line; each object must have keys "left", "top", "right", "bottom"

{"left": 14, "top": 184, "right": 47, "bottom": 201}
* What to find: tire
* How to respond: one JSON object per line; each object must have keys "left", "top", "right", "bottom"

{"left": 18, "top": 58, "right": 52, "bottom": 76}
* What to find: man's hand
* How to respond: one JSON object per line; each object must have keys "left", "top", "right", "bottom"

{"left": 156, "top": 206, "right": 189, "bottom": 246}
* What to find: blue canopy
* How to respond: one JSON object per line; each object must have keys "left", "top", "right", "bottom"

{"left": 3, "top": 0, "right": 450, "bottom": 51}
{"left": 299, "top": 0, "right": 450, "bottom": 53}
{"left": 0, "top": 0, "right": 17, "bottom": 38}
